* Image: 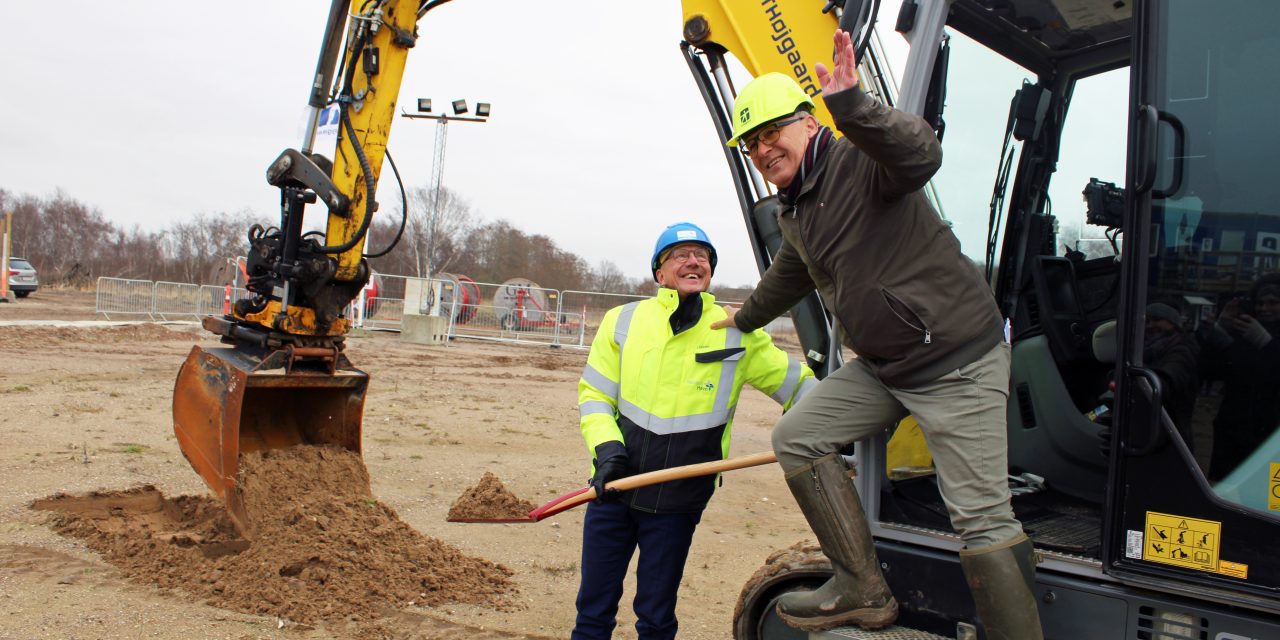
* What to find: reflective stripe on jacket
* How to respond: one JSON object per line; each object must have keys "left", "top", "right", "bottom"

{"left": 579, "top": 288, "right": 815, "bottom": 513}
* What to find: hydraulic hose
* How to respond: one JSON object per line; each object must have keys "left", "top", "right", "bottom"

{"left": 363, "top": 149, "right": 408, "bottom": 258}
{"left": 317, "top": 26, "right": 376, "bottom": 255}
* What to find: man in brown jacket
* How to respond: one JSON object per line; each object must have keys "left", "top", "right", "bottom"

{"left": 712, "top": 30, "right": 1042, "bottom": 637}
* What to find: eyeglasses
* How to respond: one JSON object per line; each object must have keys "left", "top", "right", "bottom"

{"left": 664, "top": 247, "right": 712, "bottom": 264}
{"left": 740, "top": 116, "right": 804, "bottom": 157}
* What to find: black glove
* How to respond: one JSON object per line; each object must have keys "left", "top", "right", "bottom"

{"left": 590, "top": 441, "right": 630, "bottom": 503}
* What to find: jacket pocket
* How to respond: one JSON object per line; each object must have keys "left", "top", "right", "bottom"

{"left": 695, "top": 347, "right": 746, "bottom": 363}
{"left": 880, "top": 288, "right": 932, "bottom": 345}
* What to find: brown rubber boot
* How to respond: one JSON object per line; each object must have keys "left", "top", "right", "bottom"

{"left": 775, "top": 453, "right": 899, "bottom": 631}
{"left": 959, "top": 533, "right": 1044, "bottom": 640}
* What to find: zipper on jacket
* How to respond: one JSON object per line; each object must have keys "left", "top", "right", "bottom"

{"left": 881, "top": 288, "right": 932, "bottom": 344}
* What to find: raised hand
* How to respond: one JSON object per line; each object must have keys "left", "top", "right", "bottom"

{"left": 815, "top": 29, "right": 861, "bottom": 97}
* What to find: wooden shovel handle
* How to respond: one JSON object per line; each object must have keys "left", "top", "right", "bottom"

{"left": 606, "top": 450, "right": 778, "bottom": 491}
{"left": 531, "top": 451, "right": 778, "bottom": 521}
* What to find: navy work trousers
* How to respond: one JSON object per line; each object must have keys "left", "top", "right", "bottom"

{"left": 571, "top": 500, "right": 703, "bottom": 640}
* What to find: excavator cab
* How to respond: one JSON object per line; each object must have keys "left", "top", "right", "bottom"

{"left": 171, "top": 0, "right": 418, "bottom": 537}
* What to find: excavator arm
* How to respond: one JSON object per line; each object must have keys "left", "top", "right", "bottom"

{"left": 225, "top": 0, "right": 421, "bottom": 342}
{"left": 173, "top": 0, "right": 428, "bottom": 537}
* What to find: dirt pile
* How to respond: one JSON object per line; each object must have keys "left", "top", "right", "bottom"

{"left": 34, "top": 445, "right": 518, "bottom": 624}
{"left": 447, "top": 472, "right": 538, "bottom": 521}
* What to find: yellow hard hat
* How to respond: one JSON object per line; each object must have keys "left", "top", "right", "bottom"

{"left": 726, "top": 72, "right": 816, "bottom": 147}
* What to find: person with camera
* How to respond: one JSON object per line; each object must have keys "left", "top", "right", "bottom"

{"left": 1201, "top": 273, "right": 1280, "bottom": 480}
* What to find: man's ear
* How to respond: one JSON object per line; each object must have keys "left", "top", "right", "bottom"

{"left": 804, "top": 114, "right": 820, "bottom": 137}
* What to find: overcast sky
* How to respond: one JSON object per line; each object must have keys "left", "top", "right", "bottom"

{"left": 0, "top": 1, "right": 1127, "bottom": 287}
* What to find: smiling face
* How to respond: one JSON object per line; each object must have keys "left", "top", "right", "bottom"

{"left": 1254, "top": 291, "right": 1280, "bottom": 323}
{"left": 655, "top": 242, "right": 713, "bottom": 299}
{"left": 747, "top": 113, "right": 819, "bottom": 188}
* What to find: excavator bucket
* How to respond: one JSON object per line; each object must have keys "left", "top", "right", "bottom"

{"left": 172, "top": 343, "right": 367, "bottom": 537}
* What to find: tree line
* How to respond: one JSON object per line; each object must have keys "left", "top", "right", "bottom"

{"left": 0, "top": 186, "right": 756, "bottom": 300}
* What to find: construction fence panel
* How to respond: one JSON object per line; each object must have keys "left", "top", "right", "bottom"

{"left": 363, "top": 297, "right": 405, "bottom": 330}
{"left": 95, "top": 277, "right": 156, "bottom": 320}
{"left": 152, "top": 281, "right": 202, "bottom": 320}
{"left": 197, "top": 285, "right": 251, "bottom": 317}
{"left": 373, "top": 273, "right": 409, "bottom": 304}
{"left": 446, "top": 301, "right": 584, "bottom": 347}
{"left": 345, "top": 274, "right": 409, "bottom": 330}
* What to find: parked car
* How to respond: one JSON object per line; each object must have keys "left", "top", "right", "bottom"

{"left": 8, "top": 257, "right": 38, "bottom": 298}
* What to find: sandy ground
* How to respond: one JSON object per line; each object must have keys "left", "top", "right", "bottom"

{"left": 0, "top": 289, "right": 811, "bottom": 639}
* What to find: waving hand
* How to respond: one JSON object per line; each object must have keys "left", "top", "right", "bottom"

{"left": 815, "top": 29, "right": 861, "bottom": 97}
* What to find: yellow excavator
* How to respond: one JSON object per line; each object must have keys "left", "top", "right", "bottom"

{"left": 171, "top": 0, "right": 857, "bottom": 538}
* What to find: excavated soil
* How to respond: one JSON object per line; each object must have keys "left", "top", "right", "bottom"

{"left": 447, "top": 472, "right": 539, "bottom": 521}
{"left": 33, "top": 445, "right": 518, "bottom": 624}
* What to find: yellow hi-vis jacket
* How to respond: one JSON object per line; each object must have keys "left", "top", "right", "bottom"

{"left": 579, "top": 288, "right": 815, "bottom": 512}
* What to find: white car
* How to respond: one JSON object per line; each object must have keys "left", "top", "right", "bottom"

{"left": 8, "top": 257, "right": 38, "bottom": 298}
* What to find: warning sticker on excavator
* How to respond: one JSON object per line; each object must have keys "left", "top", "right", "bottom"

{"left": 1219, "top": 559, "right": 1249, "bottom": 580}
{"left": 1142, "top": 512, "right": 1221, "bottom": 573}
{"left": 1269, "top": 463, "right": 1280, "bottom": 511}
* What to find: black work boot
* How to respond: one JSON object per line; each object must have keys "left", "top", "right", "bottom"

{"left": 959, "top": 533, "right": 1044, "bottom": 640}
{"left": 775, "top": 453, "right": 898, "bottom": 631}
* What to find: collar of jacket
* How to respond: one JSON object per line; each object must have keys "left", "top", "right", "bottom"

{"left": 655, "top": 287, "right": 716, "bottom": 311}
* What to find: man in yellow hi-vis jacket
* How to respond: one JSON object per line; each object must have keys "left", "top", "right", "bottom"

{"left": 572, "top": 222, "right": 815, "bottom": 640}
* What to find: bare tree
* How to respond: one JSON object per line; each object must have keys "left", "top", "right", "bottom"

{"left": 0, "top": 185, "right": 660, "bottom": 298}
{"left": 6, "top": 189, "right": 114, "bottom": 283}
{"left": 405, "top": 184, "right": 473, "bottom": 278}
{"left": 588, "top": 260, "right": 633, "bottom": 294}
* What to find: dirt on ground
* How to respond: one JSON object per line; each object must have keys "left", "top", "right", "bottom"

{"left": 447, "top": 472, "right": 539, "bottom": 522}
{"left": 0, "top": 289, "right": 814, "bottom": 639}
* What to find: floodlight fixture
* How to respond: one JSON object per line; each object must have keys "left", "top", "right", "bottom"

{"left": 451, "top": 99, "right": 468, "bottom": 115}
{"left": 475, "top": 102, "right": 491, "bottom": 118}
{"left": 417, "top": 98, "right": 433, "bottom": 113}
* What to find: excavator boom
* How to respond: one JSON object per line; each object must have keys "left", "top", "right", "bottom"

{"left": 173, "top": 0, "right": 420, "bottom": 537}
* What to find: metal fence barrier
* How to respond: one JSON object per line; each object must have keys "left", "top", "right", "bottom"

{"left": 447, "top": 302, "right": 585, "bottom": 347}
{"left": 95, "top": 275, "right": 799, "bottom": 350}
{"left": 362, "top": 296, "right": 405, "bottom": 331}
{"left": 196, "top": 285, "right": 250, "bottom": 317}
{"left": 152, "top": 281, "right": 202, "bottom": 320}
{"left": 95, "top": 277, "right": 156, "bottom": 320}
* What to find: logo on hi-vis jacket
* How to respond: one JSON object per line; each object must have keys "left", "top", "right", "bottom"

{"left": 687, "top": 380, "right": 716, "bottom": 392}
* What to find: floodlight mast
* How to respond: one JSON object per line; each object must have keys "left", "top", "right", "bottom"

{"left": 401, "top": 98, "right": 491, "bottom": 278}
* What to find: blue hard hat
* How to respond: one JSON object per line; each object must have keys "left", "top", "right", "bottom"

{"left": 651, "top": 222, "right": 717, "bottom": 280}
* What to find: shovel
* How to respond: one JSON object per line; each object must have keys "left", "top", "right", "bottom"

{"left": 452, "top": 451, "right": 778, "bottom": 523}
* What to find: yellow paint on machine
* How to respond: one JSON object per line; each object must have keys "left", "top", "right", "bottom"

{"left": 1142, "top": 512, "right": 1221, "bottom": 573}
{"left": 681, "top": 0, "right": 838, "bottom": 129}
{"left": 1269, "top": 463, "right": 1280, "bottom": 512}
